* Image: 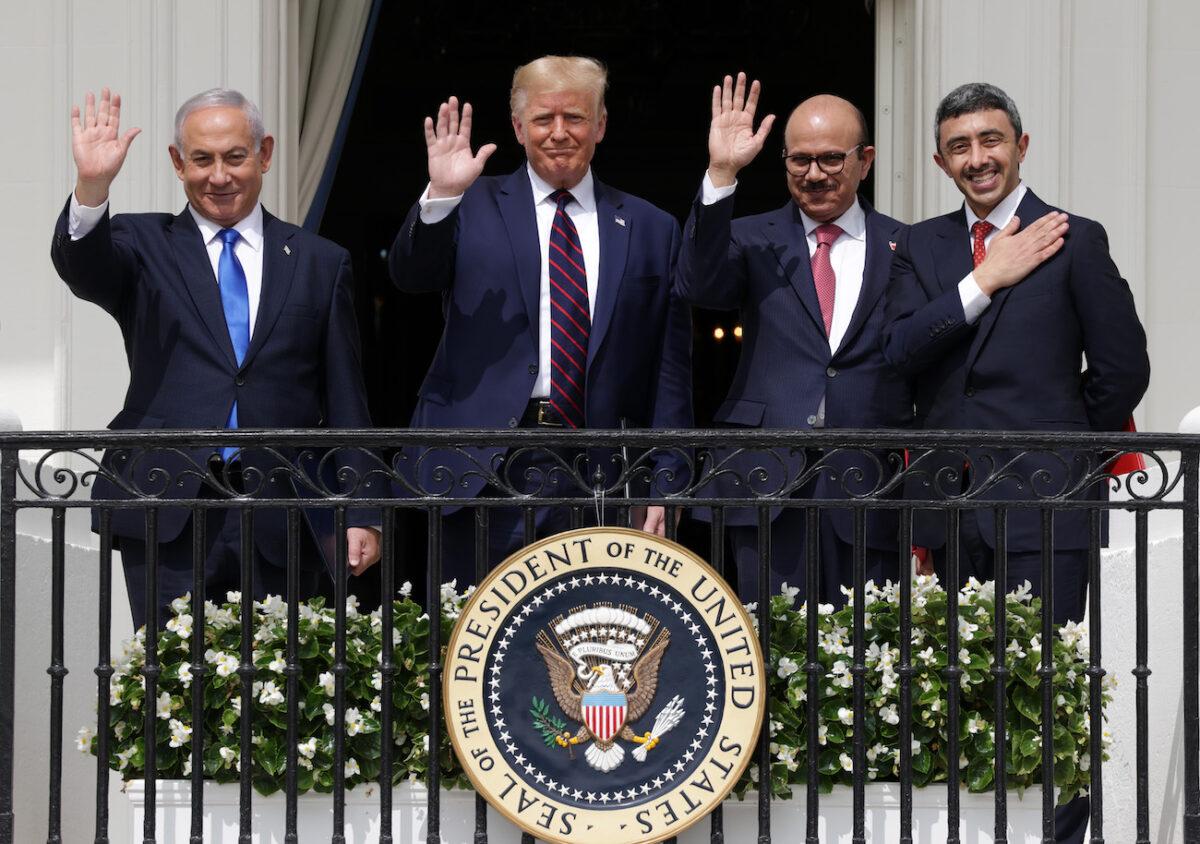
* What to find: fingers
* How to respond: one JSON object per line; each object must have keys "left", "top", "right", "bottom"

{"left": 84, "top": 90, "right": 96, "bottom": 128}
{"left": 744, "top": 78, "right": 761, "bottom": 119}
{"left": 711, "top": 84, "right": 721, "bottom": 120}
{"left": 98, "top": 87, "right": 111, "bottom": 127}
{"left": 423, "top": 115, "right": 436, "bottom": 147}
{"left": 120, "top": 127, "right": 142, "bottom": 151}
{"left": 474, "top": 142, "right": 497, "bottom": 165}
{"left": 459, "top": 101, "right": 473, "bottom": 140}
{"left": 447, "top": 95, "right": 460, "bottom": 137}
{"left": 71, "top": 104, "right": 82, "bottom": 136}
{"left": 732, "top": 72, "right": 747, "bottom": 112}
{"left": 434, "top": 100, "right": 449, "bottom": 140}
{"left": 753, "top": 112, "right": 777, "bottom": 144}
{"left": 721, "top": 74, "right": 733, "bottom": 113}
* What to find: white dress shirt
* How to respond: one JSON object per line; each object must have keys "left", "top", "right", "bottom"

{"left": 957, "top": 181, "right": 1028, "bottom": 324}
{"left": 69, "top": 195, "right": 266, "bottom": 335}
{"left": 701, "top": 170, "right": 866, "bottom": 354}
{"left": 417, "top": 166, "right": 602, "bottom": 398}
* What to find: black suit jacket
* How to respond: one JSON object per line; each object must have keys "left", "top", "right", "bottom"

{"left": 882, "top": 188, "right": 1150, "bottom": 552}
{"left": 51, "top": 200, "right": 375, "bottom": 569}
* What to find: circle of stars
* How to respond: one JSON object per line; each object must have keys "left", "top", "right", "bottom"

{"left": 485, "top": 571, "right": 721, "bottom": 808}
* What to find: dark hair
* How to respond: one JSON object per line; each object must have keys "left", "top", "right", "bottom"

{"left": 934, "top": 82, "right": 1022, "bottom": 151}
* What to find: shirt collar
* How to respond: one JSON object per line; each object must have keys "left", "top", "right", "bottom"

{"left": 965, "top": 181, "right": 1027, "bottom": 233}
{"left": 189, "top": 202, "right": 264, "bottom": 252}
{"left": 527, "top": 164, "right": 596, "bottom": 213}
{"left": 798, "top": 198, "right": 866, "bottom": 242}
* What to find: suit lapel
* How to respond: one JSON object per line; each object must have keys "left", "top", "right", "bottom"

{"left": 836, "top": 201, "right": 895, "bottom": 355}
{"left": 244, "top": 210, "right": 298, "bottom": 367}
{"left": 587, "top": 179, "right": 629, "bottom": 369}
{"left": 496, "top": 168, "right": 542, "bottom": 345}
{"left": 963, "top": 190, "right": 1051, "bottom": 373}
{"left": 768, "top": 203, "right": 826, "bottom": 337}
{"left": 168, "top": 208, "right": 238, "bottom": 368}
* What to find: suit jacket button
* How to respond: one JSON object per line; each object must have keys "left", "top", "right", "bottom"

{"left": 806, "top": 414, "right": 817, "bottom": 425}
{"left": 235, "top": 375, "right": 246, "bottom": 386}
{"left": 508, "top": 417, "right": 518, "bottom": 428}
{"left": 964, "top": 386, "right": 975, "bottom": 397}
{"left": 528, "top": 364, "right": 538, "bottom": 374}
{"left": 826, "top": 367, "right": 837, "bottom": 378}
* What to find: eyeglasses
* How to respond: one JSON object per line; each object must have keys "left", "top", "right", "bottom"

{"left": 781, "top": 144, "right": 864, "bottom": 175}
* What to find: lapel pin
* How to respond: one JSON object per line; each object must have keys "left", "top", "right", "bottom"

{"left": 614, "top": 216, "right": 626, "bottom": 227}
{"left": 283, "top": 245, "right": 291, "bottom": 255}
{"left": 888, "top": 240, "right": 897, "bottom": 251}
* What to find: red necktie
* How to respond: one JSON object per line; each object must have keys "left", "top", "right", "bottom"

{"left": 971, "top": 220, "right": 994, "bottom": 268}
{"left": 811, "top": 223, "right": 842, "bottom": 335}
{"left": 547, "top": 189, "right": 590, "bottom": 428}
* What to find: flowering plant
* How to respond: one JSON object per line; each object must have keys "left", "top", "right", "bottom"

{"left": 80, "top": 576, "right": 1108, "bottom": 805}
{"left": 752, "top": 575, "right": 1111, "bottom": 805}
{"left": 77, "top": 583, "right": 474, "bottom": 795}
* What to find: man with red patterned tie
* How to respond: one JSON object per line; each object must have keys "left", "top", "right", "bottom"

{"left": 882, "top": 85, "right": 1150, "bottom": 840}
{"left": 390, "top": 55, "right": 692, "bottom": 584}
{"left": 674, "top": 75, "right": 911, "bottom": 603}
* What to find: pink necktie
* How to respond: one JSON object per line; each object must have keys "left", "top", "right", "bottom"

{"left": 971, "top": 220, "right": 995, "bottom": 268}
{"left": 811, "top": 223, "right": 843, "bottom": 335}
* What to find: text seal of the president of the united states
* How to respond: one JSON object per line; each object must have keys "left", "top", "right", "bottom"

{"left": 444, "top": 527, "right": 765, "bottom": 844}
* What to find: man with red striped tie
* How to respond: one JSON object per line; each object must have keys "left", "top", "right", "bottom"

{"left": 390, "top": 55, "right": 692, "bottom": 584}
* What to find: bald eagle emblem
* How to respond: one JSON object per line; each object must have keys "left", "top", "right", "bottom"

{"left": 533, "top": 604, "right": 685, "bottom": 773}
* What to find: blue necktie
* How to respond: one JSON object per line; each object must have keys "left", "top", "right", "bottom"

{"left": 547, "top": 190, "right": 589, "bottom": 428}
{"left": 218, "top": 228, "right": 249, "bottom": 461}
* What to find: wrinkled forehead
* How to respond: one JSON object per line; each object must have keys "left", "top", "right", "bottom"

{"left": 519, "top": 86, "right": 604, "bottom": 119}
{"left": 178, "top": 106, "right": 256, "bottom": 152}
{"left": 937, "top": 108, "right": 1016, "bottom": 147}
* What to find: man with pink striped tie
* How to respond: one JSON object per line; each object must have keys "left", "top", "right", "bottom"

{"left": 391, "top": 55, "right": 692, "bottom": 584}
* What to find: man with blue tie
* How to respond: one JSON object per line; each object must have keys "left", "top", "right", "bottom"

{"left": 390, "top": 55, "right": 692, "bottom": 584}
{"left": 674, "top": 75, "right": 911, "bottom": 602}
{"left": 51, "top": 87, "right": 380, "bottom": 630}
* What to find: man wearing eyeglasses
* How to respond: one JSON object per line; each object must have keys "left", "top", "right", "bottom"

{"left": 675, "top": 76, "right": 911, "bottom": 603}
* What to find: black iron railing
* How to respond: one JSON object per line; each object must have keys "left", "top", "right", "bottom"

{"left": 0, "top": 428, "right": 1197, "bottom": 843}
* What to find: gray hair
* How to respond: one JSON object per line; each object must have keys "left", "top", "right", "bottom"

{"left": 933, "top": 82, "right": 1022, "bottom": 151}
{"left": 173, "top": 88, "right": 266, "bottom": 150}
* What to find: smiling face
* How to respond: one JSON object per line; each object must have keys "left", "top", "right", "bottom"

{"left": 511, "top": 88, "right": 606, "bottom": 190}
{"left": 934, "top": 108, "right": 1028, "bottom": 218}
{"left": 782, "top": 96, "right": 874, "bottom": 223}
{"left": 169, "top": 105, "right": 273, "bottom": 227}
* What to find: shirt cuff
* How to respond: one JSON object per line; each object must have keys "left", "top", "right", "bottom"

{"left": 958, "top": 274, "right": 991, "bottom": 324}
{"left": 69, "top": 193, "right": 109, "bottom": 241}
{"left": 700, "top": 171, "right": 737, "bottom": 206}
{"left": 417, "top": 183, "right": 463, "bottom": 224}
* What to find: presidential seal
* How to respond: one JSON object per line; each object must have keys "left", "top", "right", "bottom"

{"left": 443, "top": 528, "right": 765, "bottom": 844}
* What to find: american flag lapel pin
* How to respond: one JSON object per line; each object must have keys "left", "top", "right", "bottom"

{"left": 614, "top": 215, "right": 626, "bottom": 227}
{"left": 283, "top": 245, "right": 291, "bottom": 255}
{"left": 888, "top": 240, "right": 897, "bottom": 251}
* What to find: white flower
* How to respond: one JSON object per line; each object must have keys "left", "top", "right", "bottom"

{"left": 966, "top": 715, "right": 987, "bottom": 734}
{"left": 817, "top": 724, "right": 828, "bottom": 745}
{"left": 109, "top": 682, "right": 124, "bottom": 706}
{"left": 226, "top": 590, "right": 241, "bottom": 604}
{"left": 878, "top": 704, "right": 899, "bottom": 725}
{"left": 267, "top": 651, "right": 287, "bottom": 673}
{"left": 258, "top": 681, "right": 285, "bottom": 707}
{"left": 319, "top": 671, "right": 336, "bottom": 697}
{"left": 419, "top": 692, "right": 429, "bottom": 711}
{"left": 231, "top": 695, "right": 241, "bottom": 715}
{"left": 1009, "top": 581, "right": 1033, "bottom": 603}
{"left": 780, "top": 582, "right": 800, "bottom": 604}
{"left": 170, "top": 593, "right": 191, "bottom": 614}
{"left": 182, "top": 755, "right": 191, "bottom": 777}
{"left": 323, "top": 703, "right": 336, "bottom": 726}
{"left": 346, "top": 595, "right": 360, "bottom": 618}
{"left": 371, "top": 671, "right": 383, "bottom": 691}
{"left": 439, "top": 580, "right": 459, "bottom": 605}
{"left": 837, "top": 707, "right": 854, "bottom": 725}
{"left": 298, "top": 737, "right": 318, "bottom": 759}
{"left": 258, "top": 594, "right": 286, "bottom": 618}
{"left": 219, "top": 746, "right": 237, "bottom": 767}
{"left": 156, "top": 691, "right": 173, "bottom": 721}
{"left": 213, "top": 651, "right": 239, "bottom": 678}
{"left": 839, "top": 752, "right": 854, "bottom": 772}
{"left": 76, "top": 726, "right": 94, "bottom": 753}
{"left": 958, "top": 617, "right": 979, "bottom": 641}
{"left": 776, "top": 656, "right": 799, "bottom": 679}
{"left": 345, "top": 707, "right": 366, "bottom": 736}
{"left": 398, "top": 581, "right": 413, "bottom": 598}
{"left": 344, "top": 757, "right": 361, "bottom": 778}
{"left": 165, "top": 613, "right": 192, "bottom": 639}
{"left": 177, "top": 662, "right": 193, "bottom": 689}
{"left": 115, "top": 746, "right": 136, "bottom": 770}
{"left": 168, "top": 719, "right": 192, "bottom": 748}
{"left": 370, "top": 695, "right": 382, "bottom": 713}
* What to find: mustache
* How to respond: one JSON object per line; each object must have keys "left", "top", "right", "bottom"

{"left": 964, "top": 166, "right": 997, "bottom": 178}
{"left": 800, "top": 180, "right": 836, "bottom": 192}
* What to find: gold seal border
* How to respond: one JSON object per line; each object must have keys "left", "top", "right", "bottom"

{"left": 442, "top": 527, "right": 766, "bottom": 844}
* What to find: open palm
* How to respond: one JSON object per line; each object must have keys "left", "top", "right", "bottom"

{"left": 72, "top": 88, "right": 140, "bottom": 192}
{"left": 708, "top": 73, "right": 775, "bottom": 180}
{"left": 426, "top": 96, "right": 496, "bottom": 198}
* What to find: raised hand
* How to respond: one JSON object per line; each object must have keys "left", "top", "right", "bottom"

{"left": 426, "top": 96, "right": 497, "bottom": 199}
{"left": 71, "top": 88, "right": 141, "bottom": 206}
{"left": 973, "top": 211, "right": 1070, "bottom": 296}
{"left": 708, "top": 72, "right": 775, "bottom": 188}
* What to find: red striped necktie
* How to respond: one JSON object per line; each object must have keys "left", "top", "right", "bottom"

{"left": 547, "top": 189, "right": 590, "bottom": 428}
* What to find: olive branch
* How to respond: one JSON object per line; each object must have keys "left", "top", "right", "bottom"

{"left": 530, "top": 696, "right": 568, "bottom": 748}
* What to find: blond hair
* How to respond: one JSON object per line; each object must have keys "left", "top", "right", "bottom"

{"left": 509, "top": 55, "right": 608, "bottom": 117}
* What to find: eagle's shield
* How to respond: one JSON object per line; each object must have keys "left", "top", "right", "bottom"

{"left": 582, "top": 691, "right": 627, "bottom": 742}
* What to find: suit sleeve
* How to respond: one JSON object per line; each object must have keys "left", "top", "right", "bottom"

{"left": 388, "top": 200, "right": 458, "bottom": 293}
{"left": 1068, "top": 220, "right": 1150, "bottom": 430}
{"left": 648, "top": 220, "right": 694, "bottom": 494}
{"left": 881, "top": 227, "right": 975, "bottom": 376}
{"left": 50, "top": 197, "right": 137, "bottom": 319}
{"left": 672, "top": 190, "right": 747, "bottom": 310}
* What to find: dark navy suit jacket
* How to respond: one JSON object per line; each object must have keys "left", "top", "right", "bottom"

{"left": 881, "top": 189, "right": 1150, "bottom": 552}
{"left": 675, "top": 193, "right": 912, "bottom": 548}
{"left": 51, "top": 201, "right": 375, "bottom": 569}
{"left": 389, "top": 167, "right": 693, "bottom": 500}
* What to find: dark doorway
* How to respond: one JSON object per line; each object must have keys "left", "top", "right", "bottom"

{"left": 319, "top": 0, "right": 877, "bottom": 598}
